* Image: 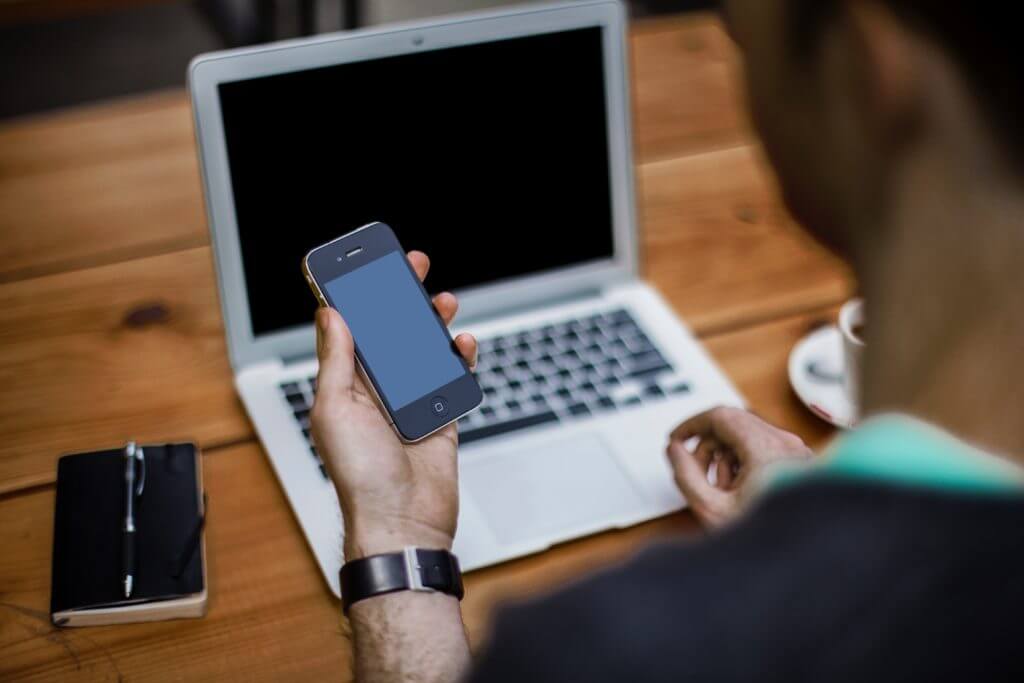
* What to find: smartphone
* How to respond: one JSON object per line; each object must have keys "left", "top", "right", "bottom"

{"left": 302, "top": 222, "right": 483, "bottom": 441}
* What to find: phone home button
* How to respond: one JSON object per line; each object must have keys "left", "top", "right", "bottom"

{"left": 430, "top": 396, "right": 449, "bottom": 418}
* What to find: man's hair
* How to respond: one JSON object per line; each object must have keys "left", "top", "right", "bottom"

{"left": 790, "top": 2, "right": 1020, "bottom": 164}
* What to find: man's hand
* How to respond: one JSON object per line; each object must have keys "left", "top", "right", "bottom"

{"left": 311, "top": 250, "right": 477, "bottom": 561}
{"left": 666, "top": 406, "right": 813, "bottom": 528}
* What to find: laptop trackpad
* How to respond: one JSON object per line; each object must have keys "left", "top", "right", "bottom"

{"left": 462, "top": 434, "right": 646, "bottom": 547}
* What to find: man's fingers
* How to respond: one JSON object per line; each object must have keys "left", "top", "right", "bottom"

{"left": 670, "top": 406, "right": 750, "bottom": 455}
{"left": 408, "top": 251, "right": 430, "bottom": 282}
{"left": 667, "top": 439, "right": 731, "bottom": 512}
{"left": 433, "top": 292, "right": 458, "bottom": 325}
{"left": 716, "top": 453, "right": 736, "bottom": 489}
{"left": 693, "top": 436, "right": 719, "bottom": 472}
{"left": 671, "top": 407, "right": 727, "bottom": 442}
{"left": 315, "top": 307, "right": 355, "bottom": 397}
{"left": 454, "top": 333, "right": 478, "bottom": 370}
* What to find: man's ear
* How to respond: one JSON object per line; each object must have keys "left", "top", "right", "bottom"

{"left": 843, "top": 1, "right": 924, "bottom": 147}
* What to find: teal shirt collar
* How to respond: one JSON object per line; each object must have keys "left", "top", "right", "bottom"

{"left": 763, "top": 414, "right": 1024, "bottom": 495}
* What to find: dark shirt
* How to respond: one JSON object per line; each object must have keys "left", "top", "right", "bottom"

{"left": 468, "top": 480, "right": 1024, "bottom": 681}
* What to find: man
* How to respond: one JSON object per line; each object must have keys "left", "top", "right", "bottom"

{"left": 311, "top": 0, "right": 1024, "bottom": 680}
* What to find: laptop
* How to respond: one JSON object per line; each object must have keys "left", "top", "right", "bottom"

{"left": 189, "top": 0, "right": 744, "bottom": 597}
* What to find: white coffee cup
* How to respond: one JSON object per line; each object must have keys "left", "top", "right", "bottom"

{"left": 838, "top": 298, "right": 866, "bottom": 411}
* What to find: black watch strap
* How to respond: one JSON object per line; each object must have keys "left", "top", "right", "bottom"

{"left": 339, "top": 547, "right": 464, "bottom": 614}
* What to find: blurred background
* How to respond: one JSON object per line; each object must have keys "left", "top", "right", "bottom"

{"left": 0, "top": 0, "right": 717, "bottom": 120}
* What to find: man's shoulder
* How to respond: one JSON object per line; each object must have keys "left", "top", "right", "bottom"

{"left": 469, "top": 480, "right": 1024, "bottom": 683}
{"left": 469, "top": 482, "right": 863, "bottom": 682}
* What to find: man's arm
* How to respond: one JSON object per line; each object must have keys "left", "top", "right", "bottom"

{"left": 310, "top": 251, "right": 475, "bottom": 683}
{"left": 342, "top": 527, "right": 470, "bottom": 683}
{"left": 348, "top": 589, "right": 469, "bottom": 682}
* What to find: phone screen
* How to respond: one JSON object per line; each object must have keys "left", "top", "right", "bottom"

{"left": 321, "top": 250, "right": 466, "bottom": 410}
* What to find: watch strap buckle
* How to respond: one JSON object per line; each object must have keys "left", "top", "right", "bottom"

{"left": 402, "top": 546, "right": 433, "bottom": 593}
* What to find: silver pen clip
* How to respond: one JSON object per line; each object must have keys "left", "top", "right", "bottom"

{"left": 134, "top": 445, "right": 146, "bottom": 497}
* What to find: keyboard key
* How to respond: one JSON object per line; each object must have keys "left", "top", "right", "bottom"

{"left": 667, "top": 382, "right": 691, "bottom": 395}
{"left": 644, "top": 384, "right": 665, "bottom": 398}
{"left": 608, "top": 309, "right": 631, "bottom": 325}
{"left": 280, "top": 381, "right": 301, "bottom": 396}
{"left": 625, "top": 336, "right": 656, "bottom": 354}
{"left": 597, "top": 396, "right": 616, "bottom": 410}
{"left": 568, "top": 403, "right": 591, "bottom": 417}
{"left": 309, "top": 447, "right": 329, "bottom": 478}
{"left": 506, "top": 399, "right": 521, "bottom": 411}
{"left": 627, "top": 351, "right": 673, "bottom": 378}
{"left": 285, "top": 393, "right": 307, "bottom": 410}
{"left": 629, "top": 362, "right": 673, "bottom": 380}
{"left": 460, "top": 411, "right": 560, "bottom": 444}
{"left": 481, "top": 406, "right": 496, "bottom": 418}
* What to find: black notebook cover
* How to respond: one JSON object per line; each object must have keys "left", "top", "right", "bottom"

{"left": 51, "top": 443, "right": 204, "bottom": 617}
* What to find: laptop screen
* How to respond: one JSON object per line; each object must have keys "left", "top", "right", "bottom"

{"left": 218, "top": 26, "right": 615, "bottom": 337}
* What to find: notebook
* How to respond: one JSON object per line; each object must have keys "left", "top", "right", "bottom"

{"left": 50, "top": 443, "right": 207, "bottom": 627}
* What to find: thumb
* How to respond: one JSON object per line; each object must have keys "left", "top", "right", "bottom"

{"left": 316, "top": 307, "right": 355, "bottom": 395}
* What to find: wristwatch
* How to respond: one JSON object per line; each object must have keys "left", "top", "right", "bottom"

{"left": 339, "top": 547, "right": 464, "bottom": 614}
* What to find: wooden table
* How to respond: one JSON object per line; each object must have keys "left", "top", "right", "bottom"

{"left": 0, "top": 13, "right": 853, "bottom": 680}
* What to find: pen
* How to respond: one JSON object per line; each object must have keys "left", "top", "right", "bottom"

{"left": 123, "top": 442, "right": 141, "bottom": 598}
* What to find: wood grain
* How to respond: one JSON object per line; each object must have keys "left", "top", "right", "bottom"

{"left": 0, "top": 91, "right": 205, "bottom": 283}
{"left": 0, "top": 305, "right": 839, "bottom": 681}
{"left": 0, "top": 247, "right": 248, "bottom": 495}
{"left": 630, "top": 13, "right": 752, "bottom": 162}
{"left": 0, "top": 14, "right": 751, "bottom": 283}
{"left": 641, "top": 146, "right": 852, "bottom": 333}
{"left": 0, "top": 140, "right": 851, "bottom": 493}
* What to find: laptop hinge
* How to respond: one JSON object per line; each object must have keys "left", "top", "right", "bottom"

{"left": 457, "top": 286, "right": 604, "bottom": 325}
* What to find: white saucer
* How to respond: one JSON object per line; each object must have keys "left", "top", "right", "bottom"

{"left": 787, "top": 325, "right": 857, "bottom": 429}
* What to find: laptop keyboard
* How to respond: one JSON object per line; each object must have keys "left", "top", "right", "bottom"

{"left": 279, "top": 376, "right": 327, "bottom": 478}
{"left": 279, "top": 308, "right": 690, "bottom": 480}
